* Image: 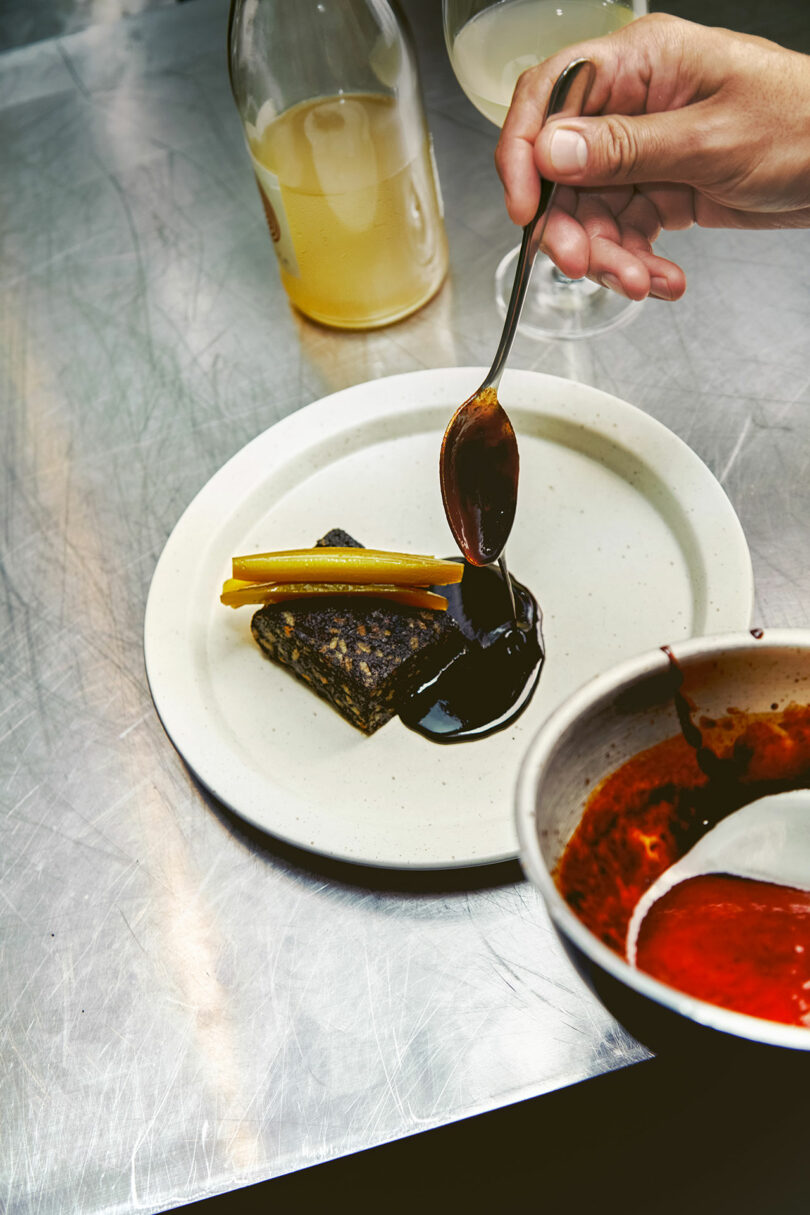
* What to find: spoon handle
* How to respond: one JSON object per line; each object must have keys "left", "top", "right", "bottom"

{"left": 486, "top": 197, "right": 550, "bottom": 392}
{"left": 486, "top": 58, "right": 595, "bottom": 391}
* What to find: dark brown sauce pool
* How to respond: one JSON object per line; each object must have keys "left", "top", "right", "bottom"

{"left": 399, "top": 559, "right": 544, "bottom": 743}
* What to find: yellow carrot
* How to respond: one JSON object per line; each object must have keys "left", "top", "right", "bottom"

{"left": 231, "top": 547, "right": 463, "bottom": 587}
{"left": 220, "top": 579, "right": 448, "bottom": 611}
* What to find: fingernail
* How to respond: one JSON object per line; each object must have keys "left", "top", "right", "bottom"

{"left": 549, "top": 127, "right": 588, "bottom": 174}
{"left": 650, "top": 276, "right": 672, "bottom": 300}
{"left": 601, "top": 273, "right": 628, "bottom": 298}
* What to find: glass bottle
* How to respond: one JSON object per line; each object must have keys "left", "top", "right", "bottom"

{"left": 227, "top": 0, "right": 449, "bottom": 330}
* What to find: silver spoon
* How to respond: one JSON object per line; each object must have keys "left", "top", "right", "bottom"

{"left": 626, "top": 789, "right": 810, "bottom": 965}
{"left": 439, "top": 58, "right": 596, "bottom": 574}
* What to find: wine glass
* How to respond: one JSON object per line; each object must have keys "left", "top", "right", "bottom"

{"left": 443, "top": 0, "right": 648, "bottom": 340}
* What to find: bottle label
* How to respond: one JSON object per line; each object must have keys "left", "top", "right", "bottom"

{"left": 248, "top": 149, "right": 300, "bottom": 278}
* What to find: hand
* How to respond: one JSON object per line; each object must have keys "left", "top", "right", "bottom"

{"left": 495, "top": 13, "right": 810, "bottom": 301}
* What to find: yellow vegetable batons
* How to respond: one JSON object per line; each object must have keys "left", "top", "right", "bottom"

{"left": 220, "top": 579, "right": 449, "bottom": 611}
{"left": 231, "top": 547, "right": 463, "bottom": 587}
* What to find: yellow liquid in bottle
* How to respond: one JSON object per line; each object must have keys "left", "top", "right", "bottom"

{"left": 249, "top": 93, "right": 448, "bottom": 329}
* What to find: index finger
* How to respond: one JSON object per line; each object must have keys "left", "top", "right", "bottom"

{"left": 494, "top": 62, "right": 557, "bottom": 225}
{"left": 495, "top": 40, "right": 618, "bottom": 225}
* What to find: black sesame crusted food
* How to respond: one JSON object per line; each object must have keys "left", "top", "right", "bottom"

{"left": 315, "top": 527, "right": 359, "bottom": 550}
{"left": 250, "top": 530, "right": 466, "bottom": 734}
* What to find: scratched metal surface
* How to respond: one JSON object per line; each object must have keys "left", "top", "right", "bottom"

{"left": 2, "top": 1, "right": 810, "bottom": 1212}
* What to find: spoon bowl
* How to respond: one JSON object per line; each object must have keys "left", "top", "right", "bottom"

{"left": 439, "top": 386, "right": 519, "bottom": 567}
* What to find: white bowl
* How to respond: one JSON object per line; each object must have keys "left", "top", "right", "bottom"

{"left": 516, "top": 630, "right": 810, "bottom": 1054}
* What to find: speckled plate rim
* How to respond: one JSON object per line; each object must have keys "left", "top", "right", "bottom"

{"left": 143, "top": 367, "right": 754, "bottom": 869}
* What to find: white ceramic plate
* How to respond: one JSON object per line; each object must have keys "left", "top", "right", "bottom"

{"left": 144, "top": 368, "right": 754, "bottom": 869}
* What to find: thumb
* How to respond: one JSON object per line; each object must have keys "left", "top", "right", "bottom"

{"left": 536, "top": 108, "right": 710, "bottom": 189}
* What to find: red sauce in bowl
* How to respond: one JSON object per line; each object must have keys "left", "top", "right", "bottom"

{"left": 635, "top": 874, "right": 810, "bottom": 1026}
{"left": 554, "top": 684, "right": 810, "bottom": 1028}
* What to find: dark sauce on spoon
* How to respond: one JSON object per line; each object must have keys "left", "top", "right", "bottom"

{"left": 440, "top": 387, "right": 519, "bottom": 568}
{"left": 399, "top": 559, "right": 544, "bottom": 743}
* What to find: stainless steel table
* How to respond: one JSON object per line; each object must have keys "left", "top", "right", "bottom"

{"left": 2, "top": 2, "right": 809, "bottom": 1212}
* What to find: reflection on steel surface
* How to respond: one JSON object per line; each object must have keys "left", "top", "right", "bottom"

{"left": 2, "top": 0, "right": 810, "bottom": 1211}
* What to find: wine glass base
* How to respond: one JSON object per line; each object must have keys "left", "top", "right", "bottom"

{"left": 495, "top": 246, "right": 643, "bottom": 340}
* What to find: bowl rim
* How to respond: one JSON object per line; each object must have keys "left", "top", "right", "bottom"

{"left": 515, "top": 628, "right": 810, "bottom": 1051}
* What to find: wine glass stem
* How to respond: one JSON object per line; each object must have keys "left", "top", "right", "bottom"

{"left": 551, "top": 265, "right": 582, "bottom": 287}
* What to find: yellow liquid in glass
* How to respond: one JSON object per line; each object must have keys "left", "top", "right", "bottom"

{"left": 450, "top": 0, "right": 635, "bottom": 127}
{"left": 249, "top": 93, "right": 448, "bottom": 329}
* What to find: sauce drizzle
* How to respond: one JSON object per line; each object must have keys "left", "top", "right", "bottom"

{"left": 400, "top": 560, "right": 544, "bottom": 743}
